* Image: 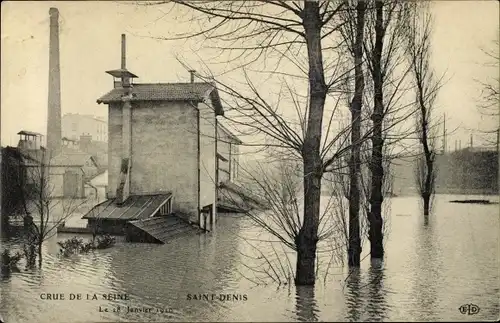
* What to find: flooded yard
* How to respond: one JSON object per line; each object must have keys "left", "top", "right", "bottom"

{"left": 0, "top": 194, "right": 498, "bottom": 322}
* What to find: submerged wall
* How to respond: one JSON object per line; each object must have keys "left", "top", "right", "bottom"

{"left": 199, "top": 101, "right": 217, "bottom": 227}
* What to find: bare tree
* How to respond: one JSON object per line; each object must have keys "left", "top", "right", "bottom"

{"left": 222, "top": 157, "right": 346, "bottom": 285}
{"left": 479, "top": 38, "right": 500, "bottom": 194}
{"left": 363, "top": 0, "right": 414, "bottom": 260}
{"left": 85, "top": 182, "right": 103, "bottom": 245}
{"left": 405, "top": 4, "right": 442, "bottom": 217}
{"left": 478, "top": 38, "right": 499, "bottom": 120}
{"left": 324, "top": 116, "right": 394, "bottom": 266}
{"left": 474, "top": 38, "right": 500, "bottom": 157}
{"left": 338, "top": 0, "right": 367, "bottom": 267}
{"left": 145, "top": 0, "right": 379, "bottom": 285}
{"left": 1, "top": 147, "right": 29, "bottom": 234}
{"left": 17, "top": 149, "right": 88, "bottom": 267}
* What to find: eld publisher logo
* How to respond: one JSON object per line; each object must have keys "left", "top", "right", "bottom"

{"left": 459, "top": 303, "right": 480, "bottom": 315}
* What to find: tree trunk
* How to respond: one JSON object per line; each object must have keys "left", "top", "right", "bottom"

{"left": 294, "top": 1, "right": 327, "bottom": 286}
{"left": 418, "top": 76, "right": 434, "bottom": 216}
{"left": 1, "top": 211, "right": 10, "bottom": 236}
{"left": 423, "top": 161, "right": 433, "bottom": 215}
{"left": 368, "top": 0, "right": 385, "bottom": 260}
{"left": 296, "top": 156, "right": 322, "bottom": 285}
{"left": 348, "top": 0, "right": 366, "bottom": 268}
{"left": 423, "top": 193, "right": 430, "bottom": 216}
{"left": 37, "top": 242, "right": 43, "bottom": 268}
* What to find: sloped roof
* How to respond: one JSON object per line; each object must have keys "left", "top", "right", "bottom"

{"left": 63, "top": 113, "right": 107, "bottom": 123}
{"left": 18, "top": 130, "right": 42, "bottom": 136}
{"left": 80, "top": 140, "right": 107, "bottom": 155}
{"left": 218, "top": 122, "right": 243, "bottom": 144}
{"left": 78, "top": 141, "right": 107, "bottom": 169}
{"left": 219, "top": 180, "right": 269, "bottom": 209}
{"left": 82, "top": 193, "right": 172, "bottom": 220}
{"left": 62, "top": 142, "right": 106, "bottom": 170}
{"left": 128, "top": 214, "right": 198, "bottom": 244}
{"left": 217, "top": 152, "right": 228, "bottom": 162}
{"left": 50, "top": 151, "right": 96, "bottom": 167}
{"left": 97, "top": 82, "right": 224, "bottom": 115}
{"left": 3, "top": 146, "right": 39, "bottom": 164}
{"left": 61, "top": 145, "right": 85, "bottom": 155}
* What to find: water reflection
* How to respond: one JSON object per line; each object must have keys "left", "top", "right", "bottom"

{"left": 365, "top": 261, "right": 388, "bottom": 322}
{"left": 294, "top": 285, "right": 319, "bottom": 322}
{"left": 104, "top": 215, "right": 246, "bottom": 322}
{"left": 345, "top": 268, "right": 362, "bottom": 322}
{"left": 413, "top": 215, "right": 441, "bottom": 321}
{"left": 0, "top": 195, "right": 498, "bottom": 322}
{"left": 1, "top": 247, "right": 22, "bottom": 280}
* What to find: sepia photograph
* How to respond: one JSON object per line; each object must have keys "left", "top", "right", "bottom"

{"left": 0, "top": 0, "right": 499, "bottom": 322}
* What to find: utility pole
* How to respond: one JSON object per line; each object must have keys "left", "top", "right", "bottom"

{"left": 443, "top": 113, "right": 446, "bottom": 154}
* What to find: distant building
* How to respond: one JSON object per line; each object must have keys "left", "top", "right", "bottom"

{"left": 50, "top": 150, "right": 100, "bottom": 198}
{"left": 16, "top": 130, "right": 46, "bottom": 162}
{"left": 62, "top": 135, "right": 108, "bottom": 171}
{"left": 3, "top": 131, "right": 102, "bottom": 201}
{"left": 62, "top": 113, "right": 108, "bottom": 142}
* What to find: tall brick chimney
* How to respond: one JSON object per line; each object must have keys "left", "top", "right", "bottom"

{"left": 47, "top": 7, "right": 62, "bottom": 157}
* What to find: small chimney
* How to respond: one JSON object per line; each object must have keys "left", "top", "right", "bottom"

{"left": 105, "top": 34, "right": 138, "bottom": 90}
{"left": 189, "top": 70, "right": 196, "bottom": 83}
{"left": 79, "top": 134, "right": 92, "bottom": 153}
{"left": 121, "top": 34, "right": 126, "bottom": 70}
{"left": 121, "top": 34, "right": 130, "bottom": 88}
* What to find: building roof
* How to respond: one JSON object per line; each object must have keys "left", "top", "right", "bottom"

{"left": 105, "top": 68, "right": 139, "bottom": 79}
{"left": 128, "top": 215, "right": 198, "bottom": 244}
{"left": 18, "top": 148, "right": 47, "bottom": 164}
{"left": 2, "top": 146, "right": 40, "bottom": 164}
{"left": 18, "top": 130, "right": 42, "bottom": 137}
{"left": 63, "top": 113, "right": 107, "bottom": 123}
{"left": 218, "top": 122, "right": 243, "bottom": 144}
{"left": 97, "top": 82, "right": 224, "bottom": 116}
{"left": 82, "top": 193, "right": 172, "bottom": 220}
{"left": 217, "top": 152, "right": 228, "bottom": 162}
{"left": 61, "top": 141, "right": 106, "bottom": 170}
{"left": 50, "top": 151, "right": 96, "bottom": 167}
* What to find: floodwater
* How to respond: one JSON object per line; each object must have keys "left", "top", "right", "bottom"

{"left": 0, "top": 194, "right": 498, "bottom": 322}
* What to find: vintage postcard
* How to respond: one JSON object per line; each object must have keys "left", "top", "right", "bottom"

{"left": 0, "top": 1, "right": 499, "bottom": 322}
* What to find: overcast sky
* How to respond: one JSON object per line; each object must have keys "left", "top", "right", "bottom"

{"left": 1, "top": 1, "right": 499, "bottom": 150}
